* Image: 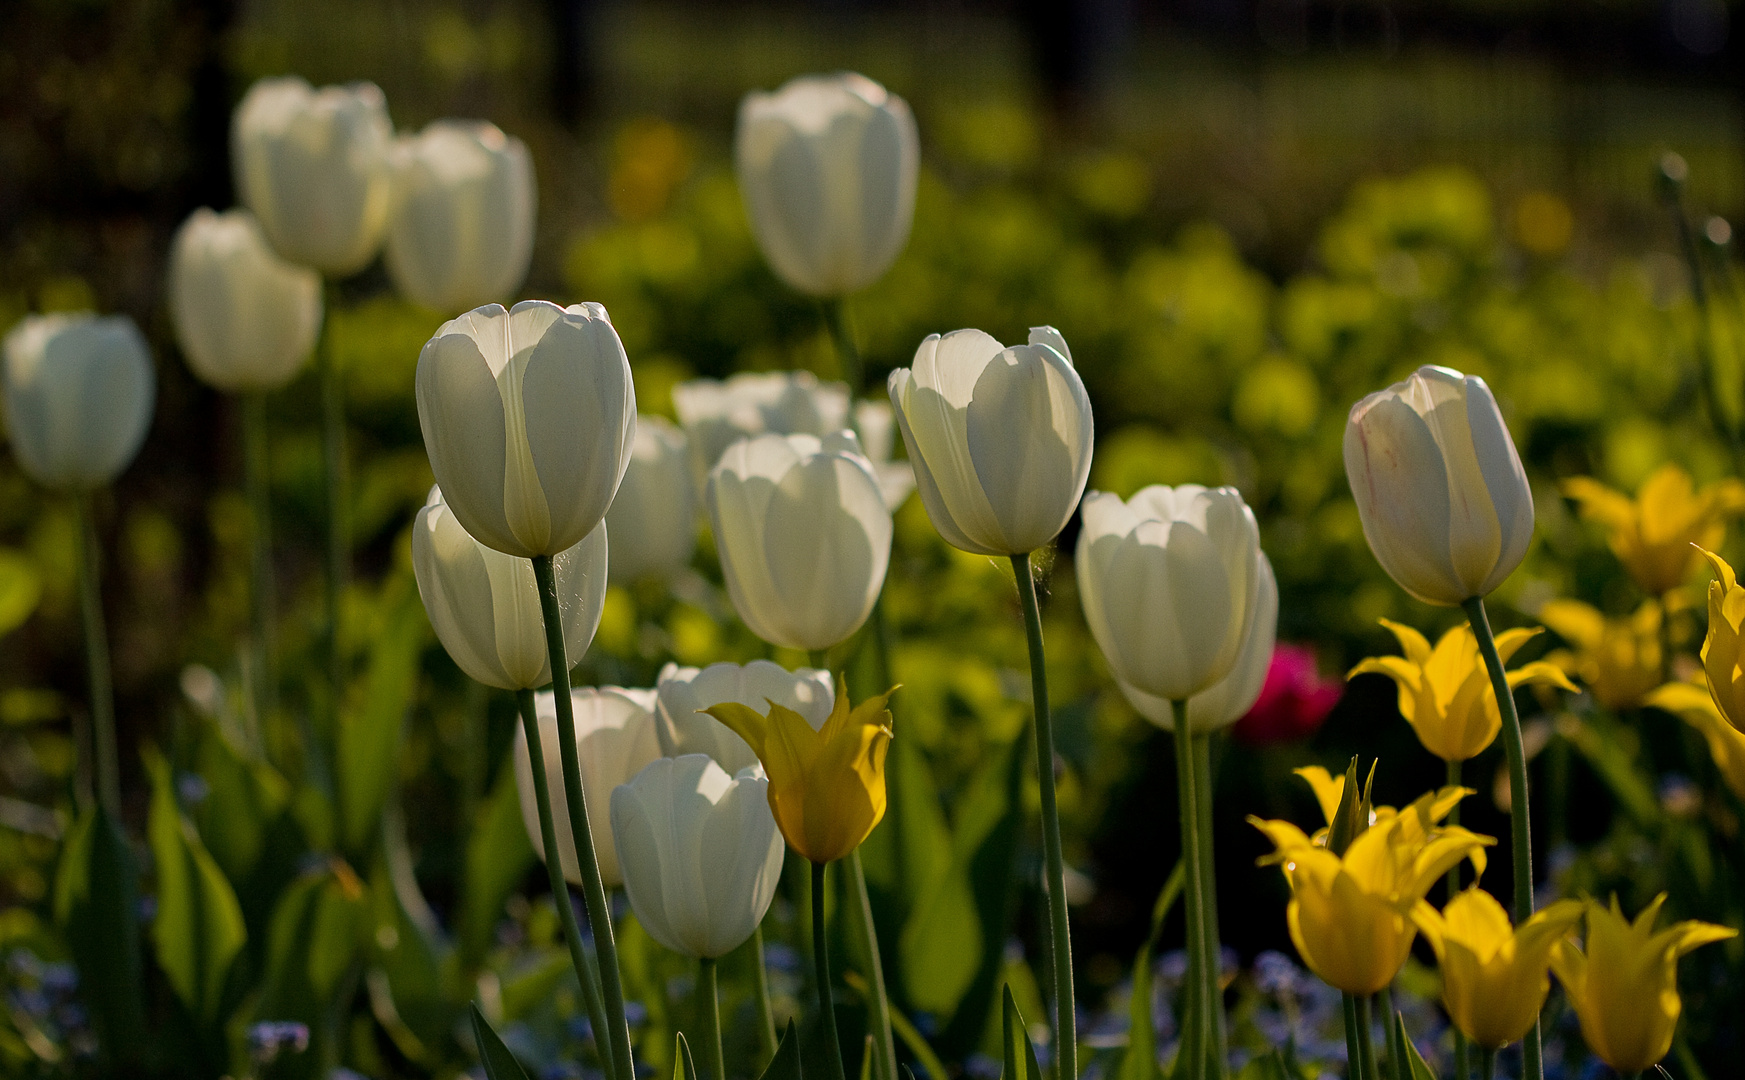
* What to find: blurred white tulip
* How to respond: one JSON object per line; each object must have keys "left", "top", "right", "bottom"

{"left": 415, "top": 301, "right": 635, "bottom": 558}
{"left": 385, "top": 120, "right": 536, "bottom": 314}
{"left": 736, "top": 72, "right": 918, "bottom": 297}
{"left": 604, "top": 416, "right": 695, "bottom": 585}
{"left": 168, "top": 208, "right": 323, "bottom": 391}
{"left": 853, "top": 399, "right": 915, "bottom": 510}
{"left": 3, "top": 313, "right": 155, "bottom": 491}
{"left": 231, "top": 76, "right": 394, "bottom": 276}
{"left": 672, "top": 370, "right": 849, "bottom": 483}
{"left": 653, "top": 660, "right": 835, "bottom": 775}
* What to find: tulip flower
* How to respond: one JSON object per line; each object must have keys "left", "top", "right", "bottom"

{"left": 1539, "top": 598, "right": 1663, "bottom": 712}
{"left": 736, "top": 72, "right": 918, "bottom": 298}
{"left": 1077, "top": 484, "right": 1266, "bottom": 701}
{"left": 853, "top": 399, "right": 916, "bottom": 510}
{"left": 2, "top": 313, "right": 155, "bottom": 491}
{"left": 609, "top": 755, "right": 785, "bottom": 959}
{"left": 1695, "top": 548, "right": 1745, "bottom": 731}
{"left": 1116, "top": 552, "right": 1279, "bottom": 732}
{"left": 604, "top": 416, "right": 695, "bottom": 585}
{"left": 385, "top": 120, "right": 536, "bottom": 313}
{"left": 410, "top": 486, "right": 607, "bottom": 690}
{"left": 889, "top": 327, "right": 1094, "bottom": 557}
{"left": 673, "top": 370, "right": 851, "bottom": 481}
{"left": 1549, "top": 895, "right": 1736, "bottom": 1075}
{"left": 415, "top": 300, "right": 636, "bottom": 559}
{"left": 1644, "top": 681, "right": 1745, "bottom": 800}
{"left": 168, "top": 208, "right": 323, "bottom": 391}
{"left": 1230, "top": 645, "right": 1344, "bottom": 745}
{"left": 1562, "top": 464, "right": 1745, "bottom": 596}
{"left": 1343, "top": 365, "right": 1534, "bottom": 606}
{"left": 654, "top": 660, "right": 835, "bottom": 777}
{"left": 1349, "top": 620, "right": 1576, "bottom": 762}
{"left": 705, "top": 683, "right": 894, "bottom": 865}
{"left": 516, "top": 687, "right": 662, "bottom": 888}
{"left": 1412, "top": 888, "right": 1585, "bottom": 1050}
{"left": 706, "top": 431, "right": 891, "bottom": 651}
{"left": 231, "top": 76, "right": 394, "bottom": 276}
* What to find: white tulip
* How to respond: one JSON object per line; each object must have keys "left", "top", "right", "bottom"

{"left": 653, "top": 660, "right": 835, "bottom": 775}
{"left": 1117, "top": 554, "right": 1279, "bottom": 732}
{"left": 410, "top": 486, "right": 607, "bottom": 690}
{"left": 1076, "top": 485, "right": 1265, "bottom": 702}
{"left": 1343, "top": 365, "right": 1534, "bottom": 606}
{"left": 168, "top": 208, "right": 323, "bottom": 391}
{"left": 854, "top": 399, "right": 915, "bottom": 510}
{"left": 385, "top": 120, "right": 536, "bottom": 314}
{"left": 604, "top": 416, "right": 695, "bottom": 585}
{"left": 610, "top": 754, "right": 784, "bottom": 959}
{"left": 706, "top": 432, "right": 891, "bottom": 651}
{"left": 735, "top": 72, "right": 918, "bottom": 297}
{"left": 514, "top": 686, "right": 661, "bottom": 888}
{"left": 672, "top": 370, "right": 850, "bottom": 482}
{"left": 231, "top": 76, "right": 394, "bottom": 276}
{"left": 2, "top": 313, "right": 155, "bottom": 491}
{"left": 888, "top": 326, "right": 1093, "bottom": 556}
{"left": 415, "top": 301, "right": 636, "bottom": 559}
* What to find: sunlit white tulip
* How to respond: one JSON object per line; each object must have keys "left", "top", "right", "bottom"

{"left": 673, "top": 370, "right": 850, "bottom": 483}
{"left": 1076, "top": 485, "right": 1265, "bottom": 701}
{"left": 1343, "top": 365, "right": 1534, "bottom": 606}
{"left": 604, "top": 416, "right": 694, "bottom": 584}
{"left": 707, "top": 432, "right": 891, "bottom": 651}
{"left": 168, "top": 208, "right": 323, "bottom": 391}
{"left": 3, "top": 313, "right": 155, "bottom": 491}
{"left": 735, "top": 72, "right": 918, "bottom": 297}
{"left": 410, "top": 486, "right": 607, "bottom": 690}
{"left": 385, "top": 120, "right": 535, "bottom": 313}
{"left": 231, "top": 76, "right": 394, "bottom": 276}
{"left": 854, "top": 399, "right": 915, "bottom": 510}
{"left": 654, "top": 660, "right": 835, "bottom": 775}
{"left": 515, "top": 686, "right": 661, "bottom": 888}
{"left": 610, "top": 754, "right": 784, "bottom": 958}
{"left": 889, "top": 326, "right": 1093, "bottom": 556}
{"left": 415, "top": 301, "right": 636, "bottom": 558}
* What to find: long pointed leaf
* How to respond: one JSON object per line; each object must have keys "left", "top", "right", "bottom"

{"left": 145, "top": 746, "right": 246, "bottom": 1022}
{"left": 1119, "top": 862, "right": 1185, "bottom": 1080}
{"left": 759, "top": 1019, "right": 804, "bottom": 1080}
{"left": 1393, "top": 1013, "right": 1438, "bottom": 1080}
{"left": 472, "top": 1002, "right": 532, "bottom": 1080}
{"left": 675, "top": 1031, "right": 699, "bottom": 1080}
{"left": 53, "top": 803, "right": 145, "bottom": 1064}
{"left": 1001, "top": 984, "right": 1043, "bottom": 1080}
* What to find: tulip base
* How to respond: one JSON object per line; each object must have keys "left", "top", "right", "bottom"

{"left": 812, "top": 860, "right": 849, "bottom": 1080}
{"left": 73, "top": 493, "right": 119, "bottom": 818}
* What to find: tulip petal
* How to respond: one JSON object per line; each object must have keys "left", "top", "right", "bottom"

{"left": 521, "top": 311, "right": 635, "bottom": 553}
{"left": 1345, "top": 393, "right": 1461, "bottom": 604}
{"left": 416, "top": 327, "right": 519, "bottom": 554}
{"left": 966, "top": 344, "right": 1091, "bottom": 552}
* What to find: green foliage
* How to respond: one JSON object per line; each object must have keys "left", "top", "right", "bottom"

{"left": 1118, "top": 864, "right": 1185, "bottom": 1080}
{"left": 50, "top": 805, "right": 144, "bottom": 1067}
{"left": 472, "top": 1002, "right": 534, "bottom": 1080}
{"left": 999, "top": 985, "right": 1043, "bottom": 1080}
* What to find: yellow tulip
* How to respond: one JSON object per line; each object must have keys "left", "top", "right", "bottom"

{"left": 1549, "top": 894, "right": 1736, "bottom": 1075}
{"left": 1562, "top": 465, "right": 1745, "bottom": 596}
{"left": 1697, "top": 547, "right": 1745, "bottom": 731}
{"left": 1538, "top": 598, "right": 1662, "bottom": 712}
{"left": 1644, "top": 681, "right": 1745, "bottom": 801}
{"left": 1412, "top": 887, "right": 1584, "bottom": 1049}
{"left": 705, "top": 683, "right": 895, "bottom": 864}
{"left": 1349, "top": 620, "right": 1577, "bottom": 762}
{"left": 1250, "top": 776, "right": 1493, "bottom": 995}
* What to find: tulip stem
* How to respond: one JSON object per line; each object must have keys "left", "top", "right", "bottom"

{"left": 1445, "top": 758, "right": 1469, "bottom": 1080}
{"left": 1011, "top": 552, "right": 1077, "bottom": 1080}
{"left": 1354, "top": 996, "right": 1379, "bottom": 1080}
{"left": 812, "top": 860, "right": 849, "bottom": 1080}
{"left": 1192, "top": 733, "right": 1226, "bottom": 1079}
{"left": 1341, "top": 995, "right": 1363, "bottom": 1080}
{"left": 318, "top": 288, "right": 348, "bottom": 738}
{"left": 73, "top": 493, "right": 119, "bottom": 819}
{"left": 242, "top": 390, "right": 278, "bottom": 735}
{"left": 847, "top": 850, "right": 898, "bottom": 1080}
{"left": 1461, "top": 596, "right": 1543, "bottom": 1080}
{"left": 699, "top": 957, "right": 725, "bottom": 1080}
{"left": 1478, "top": 1048, "right": 1496, "bottom": 1080}
{"left": 515, "top": 688, "right": 615, "bottom": 1080}
{"left": 822, "top": 298, "right": 863, "bottom": 393}
{"left": 751, "top": 924, "right": 779, "bottom": 1065}
{"left": 1174, "top": 707, "right": 1208, "bottom": 1080}
{"left": 533, "top": 555, "right": 636, "bottom": 1080}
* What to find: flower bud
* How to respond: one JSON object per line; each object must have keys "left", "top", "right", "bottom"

{"left": 1343, "top": 365, "right": 1534, "bottom": 606}
{"left": 706, "top": 432, "right": 891, "bottom": 651}
{"left": 889, "top": 327, "right": 1093, "bottom": 556}
{"left": 3, "top": 313, "right": 155, "bottom": 491}
{"left": 168, "top": 208, "right": 323, "bottom": 391}
{"left": 410, "top": 486, "right": 607, "bottom": 690}
{"left": 653, "top": 660, "right": 835, "bottom": 776}
{"left": 610, "top": 755, "right": 785, "bottom": 958}
{"left": 735, "top": 73, "right": 918, "bottom": 297}
{"left": 604, "top": 416, "right": 695, "bottom": 584}
{"left": 385, "top": 120, "right": 536, "bottom": 313}
{"left": 415, "top": 301, "right": 636, "bottom": 558}
{"left": 231, "top": 77, "right": 393, "bottom": 276}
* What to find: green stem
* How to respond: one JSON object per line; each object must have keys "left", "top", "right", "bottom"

{"left": 847, "top": 850, "right": 897, "bottom": 1080}
{"left": 1192, "top": 733, "right": 1225, "bottom": 1079}
{"left": 1662, "top": 163, "right": 1737, "bottom": 455}
{"left": 822, "top": 298, "right": 863, "bottom": 393}
{"left": 699, "top": 957, "right": 725, "bottom": 1080}
{"left": 1011, "top": 553, "right": 1077, "bottom": 1080}
{"left": 1379, "top": 987, "right": 1402, "bottom": 1080}
{"left": 812, "top": 860, "right": 848, "bottom": 1080}
{"left": 318, "top": 290, "right": 348, "bottom": 738}
{"left": 1342, "top": 995, "right": 1363, "bottom": 1080}
{"left": 1445, "top": 758, "right": 1469, "bottom": 1080}
{"left": 1461, "top": 596, "right": 1542, "bottom": 1080}
{"left": 533, "top": 555, "right": 635, "bottom": 1080}
{"left": 242, "top": 390, "right": 277, "bottom": 736}
{"left": 1174, "top": 707, "right": 1206, "bottom": 1080}
{"left": 516, "top": 689, "right": 614, "bottom": 1079}
{"left": 1354, "top": 997, "right": 1379, "bottom": 1080}
{"left": 1479, "top": 1048, "right": 1496, "bottom": 1080}
{"left": 74, "top": 493, "right": 118, "bottom": 818}
{"left": 751, "top": 924, "right": 778, "bottom": 1066}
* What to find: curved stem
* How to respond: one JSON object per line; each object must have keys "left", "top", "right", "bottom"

{"left": 516, "top": 689, "right": 614, "bottom": 1079}
{"left": 812, "top": 860, "right": 848, "bottom": 1080}
{"left": 1192, "top": 733, "right": 1225, "bottom": 1079}
{"left": 751, "top": 925, "right": 778, "bottom": 1066}
{"left": 1011, "top": 553, "right": 1076, "bottom": 1080}
{"left": 1341, "top": 994, "right": 1364, "bottom": 1080}
{"left": 1174, "top": 708, "right": 1206, "bottom": 1080}
{"left": 533, "top": 555, "right": 635, "bottom": 1080}
{"left": 1354, "top": 996, "right": 1379, "bottom": 1080}
{"left": 699, "top": 957, "right": 725, "bottom": 1080}
{"left": 318, "top": 286, "right": 348, "bottom": 735}
{"left": 243, "top": 390, "right": 277, "bottom": 734}
{"left": 822, "top": 298, "right": 863, "bottom": 393}
{"left": 1445, "top": 758, "right": 1469, "bottom": 1080}
{"left": 74, "top": 493, "right": 118, "bottom": 818}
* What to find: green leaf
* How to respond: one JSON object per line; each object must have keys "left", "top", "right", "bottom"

{"left": 144, "top": 747, "right": 247, "bottom": 1022}
{"left": 758, "top": 1019, "right": 803, "bottom": 1080}
{"left": 1000, "top": 985, "right": 1042, "bottom": 1080}
{"left": 458, "top": 752, "right": 536, "bottom": 966}
{"left": 254, "top": 860, "right": 367, "bottom": 1077}
{"left": 52, "top": 803, "right": 145, "bottom": 1062}
{"left": 1393, "top": 1013, "right": 1438, "bottom": 1080}
{"left": 675, "top": 1031, "right": 700, "bottom": 1080}
{"left": 364, "top": 795, "right": 456, "bottom": 1062}
{"left": 0, "top": 548, "right": 42, "bottom": 638}
{"left": 472, "top": 1002, "right": 533, "bottom": 1080}
{"left": 337, "top": 587, "right": 427, "bottom": 855}
{"left": 1118, "top": 862, "right": 1185, "bottom": 1080}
